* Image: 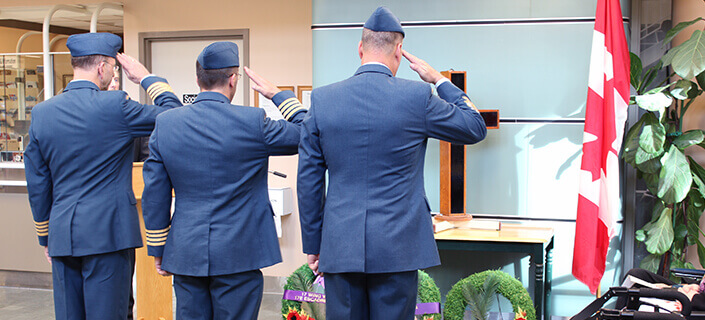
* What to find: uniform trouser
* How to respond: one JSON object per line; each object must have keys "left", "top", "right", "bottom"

{"left": 173, "top": 269, "right": 264, "bottom": 320}
{"left": 51, "top": 248, "right": 135, "bottom": 320}
{"left": 324, "top": 270, "right": 418, "bottom": 320}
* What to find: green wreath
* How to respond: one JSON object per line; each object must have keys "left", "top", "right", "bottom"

{"left": 281, "top": 264, "right": 442, "bottom": 320}
{"left": 443, "top": 270, "right": 536, "bottom": 320}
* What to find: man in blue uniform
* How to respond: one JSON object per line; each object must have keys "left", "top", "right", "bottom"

{"left": 298, "top": 6, "right": 488, "bottom": 319}
{"left": 141, "top": 41, "right": 306, "bottom": 320}
{"left": 24, "top": 32, "right": 182, "bottom": 320}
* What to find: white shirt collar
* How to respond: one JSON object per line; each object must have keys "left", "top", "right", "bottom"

{"left": 362, "top": 61, "right": 391, "bottom": 71}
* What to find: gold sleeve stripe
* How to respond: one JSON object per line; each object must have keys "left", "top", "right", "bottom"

{"left": 146, "top": 226, "right": 171, "bottom": 234}
{"left": 34, "top": 221, "right": 49, "bottom": 226}
{"left": 149, "top": 88, "right": 169, "bottom": 100}
{"left": 37, "top": 232, "right": 48, "bottom": 236}
{"left": 35, "top": 227, "right": 48, "bottom": 232}
{"left": 462, "top": 96, "right": 479, "bottom": 112}
{"left": 146, "top": 241, "right": 166, "bottom": 246}
{"left": 146, "top": 236, "right": 168, "bottom": 242}
{"left": 277, "top": 97, "right": 297, "bottom": 108}
{"left": 146, "top": 82, "right": 171, "bottom": 96}
{"left": 277, "top": 98, "right": 298, "bottom": 113}
{"left": 146, "top": 82, "right": 174, "bottom": 101}
{"left": 280, "top": 101, "right": 302, "bottom": 117}
{"left": 146, "top": 231, "right": 169, "bottom": 238}
{"left": 283, "top": 106, "right": 304, "bottom": 120}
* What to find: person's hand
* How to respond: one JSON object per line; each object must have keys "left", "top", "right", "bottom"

{"left": 154, "top": 257, "right": 172, "bottom": 276}
{"left": 678, "top": 284, "right": 700, "bottom": 300}
{"left": 651, "top": 283, "right": 671, "bottom": 289}
{"left": 402, "top": 50, "right": 443, "bottom": 84}
{"left": 244, "top": 66, "right": 281, "bottom": 100}
{"left": 44, "top": 246, "right": 51, "bottom": 265}
{"left": 117, "top": 53, "right": 150, "bottom": 84}
{"left": 307, "top": 254, "right": 320, "bottom": 274}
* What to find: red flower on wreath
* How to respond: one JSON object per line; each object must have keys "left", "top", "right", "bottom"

{"left": 286, "top": 308, "right": 315, "bottom": 320}
{"left": 514, "top": 307, "right": 527, "bottom": 320}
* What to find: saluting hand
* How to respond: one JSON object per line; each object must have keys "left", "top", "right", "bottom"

{"left": 117, "top": 53, "right": 150, "bottom": 85}
{"left": 154, "top": 257, "right": 172, "bottom": 277}
{"left": 402, "top": 50, "right": 443, "bottom": 84}
{"left": 244, "top": 66, "right": 281, "bottom": 100}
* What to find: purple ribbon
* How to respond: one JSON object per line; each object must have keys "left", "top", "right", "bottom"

{"left": 282, "top": 290, "right": 326, "bottom": 303}
{"left": 282, "top": 291, "right": 441, "bottom": 315}
{"left": 415, "top": 302, "right": 441, "bottom": 315}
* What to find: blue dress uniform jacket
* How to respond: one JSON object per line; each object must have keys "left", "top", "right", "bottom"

{"left": 24, "top": 77, "right": 181, "bottom": 257}
{"left": 142, "top": 90, "right": 306, "bottom": 277}
{"left": 298, "top": 64, "right": 487, "bottom": 273}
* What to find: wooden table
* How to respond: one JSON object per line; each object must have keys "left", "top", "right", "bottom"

{"left": 435, "top": 224, "right": 554, "bottom": 320}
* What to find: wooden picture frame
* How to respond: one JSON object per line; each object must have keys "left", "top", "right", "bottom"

{"left": 254, "top": 86, "right": 294, "bottom": 121}
{"left": 297, "top": 86, "right": 312, "bottom": 109}
{"left": 254, "top": 85, "right": 294, "bottom": 108}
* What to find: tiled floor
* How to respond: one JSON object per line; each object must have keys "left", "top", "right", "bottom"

{"left": 0, "top": 286, "right": 282, "bottom": 319}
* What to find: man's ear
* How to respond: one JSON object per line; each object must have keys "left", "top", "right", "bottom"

{"left": 97, "top": 61, "right": 107, "bottom": 79}
{"left": 229, "top": 73, "right": 238, "bottom": 88}
{"left": 394, "top": 42, "right": 403, "bottom": 62}
{"left": 358, "top": 41, "right": 364, "bottom": 59}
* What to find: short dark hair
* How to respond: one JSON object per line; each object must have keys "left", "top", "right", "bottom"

{"left": 196, "top": 61, "right": 237, "bottom": 90}
{"left": 71, "top": 55, "right": 109, "bottom": 70}
{"left": 361, "top": 28, "right": 404, "bottom": 54}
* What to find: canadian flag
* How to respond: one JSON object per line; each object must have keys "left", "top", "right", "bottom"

{"left": 572, "top": 0, "right": 630, "bottom": 294}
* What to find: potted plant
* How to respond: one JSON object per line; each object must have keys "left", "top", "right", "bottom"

{"left": 626, "top": 16, "right": 705, "bottom": 274}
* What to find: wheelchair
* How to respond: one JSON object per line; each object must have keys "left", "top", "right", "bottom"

{"left": 571, "top": 269, "right": 705, "bottom": 320}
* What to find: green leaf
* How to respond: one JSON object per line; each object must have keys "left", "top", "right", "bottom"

{"left": 645, "top": 206, "right": 674, "bottom": 255}
{"left": 636, "top": 147, "right": 663, "bottom": 173}
{"left": 671, "top": 257, "right": 687, "bottom": 271}
{"left": 622, "top": 116, "right": 649, "bottom": 166}
{"left": 636, "top": 229, "right": 646, "bottom": 242}
{"left": 675, "top": 223, "right": 688, "bottom": 242}
{"left": 662, "top": 44, "right": 681, "bottom": 67}
{"left": 643, "top": 172, "right": 660, "bottom": 195}
{"left": 658, "top": 145, "right": 694, "bottom": 204}
{"left": 641, "top": 62, "right": 663, "bottom": 93}
{"left": 674, "top": 130, "right": 705, "bottom": 149}
{"left": 698, "top": 240, "right": 705, "bottom": 271}
{"left": 689, "top": 155, "right": 705, "bottom": 182}
{"left": 674, "top": 222, "right": 688, "bottom": 261}
{"left": 653, "top": 200, "right": 668, "bottom": 221}
{"left": 690, "top": 189, "right": 705, "bottom": 209}
{"left": 688, "top": 220, "right": 701, "bottom": 246}
{"left": 638, "top": 113, "right": 666, "bottom": 154}
{"left": 664, "top": 17, "right": 705, "bottom": 47}
{"left": 668, "top": 29, "right": 705, "bottom": 80}
{"left": 693, "top": 173, "right": 705, "bottom": 199}
{"left": 671, "top": 80, "right": 696, "bottom": 100}
{"left": 697, "top": 70, "right": 705, "bottom": 90}
{"left": 635, "top": 92, "right": 673, "bottom": 112}
{"left": 630, "top": 52, "right": 643, "bottom": 90}
{"left": 688, "top": 193, "right": 705, "bottom": 219}
{"left": 639, "top": 254, "right": 662, "bottom": 273}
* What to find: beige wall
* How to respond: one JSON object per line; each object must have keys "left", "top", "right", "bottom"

{"left": 673, "top": 0, "right": 705, "bottom": 269}
{"left": 0, "top": 0, "right": 312, "bottom": 277}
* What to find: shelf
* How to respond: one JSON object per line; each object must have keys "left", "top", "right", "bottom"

{"left": 0, "top": 162, "right": 24, "bottom": 169}
{"left": 0, "top": 180, "right": 26, "bottom": 187}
